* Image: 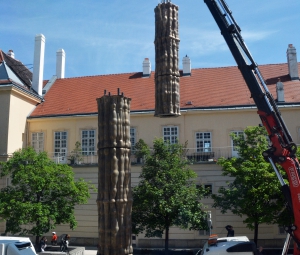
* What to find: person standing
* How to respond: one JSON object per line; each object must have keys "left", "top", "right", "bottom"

{"left": 258, "top": 246, "right": 264, "bottom": 255}
{"left": 40, "top": 236, "right": 47, "bottom": 252}
{"left": 225, "top": 225, "right": 234, "bottom": 237}
{"left": 51, "top": 232, "right": 58, "bottom": 245}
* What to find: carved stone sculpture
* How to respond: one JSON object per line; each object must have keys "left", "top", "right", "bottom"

{"left": 97, "top": 91, "right": 133, "bottom": 255}
{"left": 154, "top": 1, "right": 181, "bottom": 117}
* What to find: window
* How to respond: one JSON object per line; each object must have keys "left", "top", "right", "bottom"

{"left": 163, "top": 126, "right": 178, "bottom": 144}
{"left": 82, "top": 130, "right": 95, "bottom": 155}
{"left": 231, "top": 131, "right": 244, "bottom": 157}
{"left": 197, "top": 184, "right": 213, "bottom": 197}
{"left": 204, "top": 184, "right": 213, "bottom": 196}
{"left": 199, "top": 210, "right": 213, "bottom": 236}
{"left": 278, "top": 226, "right": 285, "bottom": 235}
{"left": 54, "top": 131, "right": 67, "bottom": 163}
{"left": 32, "top": 132, "right": 44, "bottom": 152}
{"left": 6, "top": 177, "right": 11, "bottom": 187}
{"left": 199, "top": 229, "right": 209, "bottom": 236}
{"left": 231, "top": 131, "right": 244, "bottom": 150}
{"left": 196, "top": 132, "right": 212, "bottom": 152}
{"left": 130, "top": 128, "right": 136, "bottom": 151}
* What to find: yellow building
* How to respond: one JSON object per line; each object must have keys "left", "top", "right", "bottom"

{"left": 1, "top": 36, "right": 300, "bottom": 248}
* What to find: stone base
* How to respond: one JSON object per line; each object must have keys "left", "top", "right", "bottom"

{"left": 38, "top": 246, "right": 85, "bottom": 255}
{"left": 133, "top": 249, "right": 197, "bottom": 255}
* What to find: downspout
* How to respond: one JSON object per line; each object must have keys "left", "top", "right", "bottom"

{"left": 26, "top": 121, "right": 30, "bottom": 148}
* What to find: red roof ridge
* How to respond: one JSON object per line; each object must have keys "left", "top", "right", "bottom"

{"left": 60, "top": 71, "right": 146, "bottom": 80}
{"left": 190, "top": 66, "right": 238, "bottom": 71}
{"left": 54, "top": 64, "right": 290, "bottom": 80}
{"left": 190, "top": 63, "right": 288, "bottom": 71}
{"left": 259, "top": 62, "right": 287, "bottom": 66}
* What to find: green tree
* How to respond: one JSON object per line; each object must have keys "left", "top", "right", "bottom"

{"left": 212, "top": 126, "right": 290, "bottom": 245}
{"left": 297, "top": 147, "right": 300, "bottom": 159}
{"left": 132, "top": 138, "right": 208, "bottom": 255}
{"left": 0, "top": 147, "right": 93, "bottom": 246}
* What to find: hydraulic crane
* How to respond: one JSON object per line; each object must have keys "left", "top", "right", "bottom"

{"left": 204, "top": 1, "right": 300, "bottom": 254}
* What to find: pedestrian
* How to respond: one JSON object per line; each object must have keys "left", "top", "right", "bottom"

{"left": 40, "top": 236, "right": 47, "bottom": 252}
{"left": 51, "top": 232, "right": 58, "bottom": 245}
{"left": 225, "top": 225, "right": 234, "bottom": 237}
{"left": 258, "top": 246, "right": 264, "bottom": 255}
{"left": 60, "top": 234, "right": 70, "bottom": 252}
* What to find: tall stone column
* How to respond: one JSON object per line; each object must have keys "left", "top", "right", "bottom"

{"left": 154, "top": 1, "right": 181, "bottom": 117}
{"left": 96, "top": 91, "right": 133, "bottom": 255}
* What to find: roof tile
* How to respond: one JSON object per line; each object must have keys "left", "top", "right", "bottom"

{"left": 30, "top": 63, "right": 300, "bottom": 117}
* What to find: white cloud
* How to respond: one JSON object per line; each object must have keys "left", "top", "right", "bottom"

{"left": 241, "top": 30, "right": 278, "bottom": 42}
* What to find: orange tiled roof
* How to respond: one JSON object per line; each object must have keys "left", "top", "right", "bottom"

{"left": 30, "top": 63, "right": 300, "bottom": 118}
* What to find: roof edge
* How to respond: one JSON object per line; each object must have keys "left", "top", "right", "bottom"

{"left": 28, "top": 102, "right": 300, "bottom": 119}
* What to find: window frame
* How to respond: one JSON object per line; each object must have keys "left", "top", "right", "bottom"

{"left": 130, "top": 127, "right": 137, "bottom": 151}
{"left": 278, "top": 226, "right": 285, "bottom": 235}
{"left": 54, "top": 131, "right": 68, "bottom": 163}
{"left": 199, "top": 210, "right": 213, "bottom": 236}
{"left": 197, "top": 184, "right": 213, "bottom": 197}
{"left": 231, "top": 130, "right": 244, "bottom": 151}
{"left": 230, "top": 130, "right": 244, "bottom": 157}
{"left": 163, "top": 126, "right": 179, "bottom": 144}
{"left": 81, "top": 129, "right": 96, "bottom": 155}
{"left": 31, "top": 132, "right": 44, "bottom": 153}
{"left": 195, "top": 132, "right": 212, "bottom": 152}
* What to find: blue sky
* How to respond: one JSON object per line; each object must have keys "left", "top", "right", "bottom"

{"left": 1, "top": 0, "right": 300, "bottom": 80}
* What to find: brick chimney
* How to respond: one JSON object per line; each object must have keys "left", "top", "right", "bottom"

{"left": 287, "top": 44, "right": 299, "bottom": 80}
{"left": 32, "top": 34, "right": 45, "bottom": 96}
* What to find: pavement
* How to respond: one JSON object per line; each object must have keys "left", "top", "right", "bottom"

{"left": 84, "top": 247, "right": 97, "bottom": 255}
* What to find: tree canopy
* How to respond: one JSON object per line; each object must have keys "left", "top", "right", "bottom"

{"left": 212, "top": 126, "right": 290, "bottom": 245}
{"left": 132, "top": 138, "right": 208, "bottom": 254}
{"left": 0, "top": 147, "right": 92, "bottom": 244}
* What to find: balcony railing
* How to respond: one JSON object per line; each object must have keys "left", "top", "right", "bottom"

{"left": 48, "top": 146, "right": 235, "bottom": 165}
{"left": 184, "top": 147, "right": 233, "bottom": 163}
{"left": 48, "top": 152, "right": 98, "bottom": 165}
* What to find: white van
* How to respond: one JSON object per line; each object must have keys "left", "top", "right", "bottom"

{"left": 0, "top": 237, "right": 37, "bottom": 255}
{"left": 200, "top": 236, "right": 257, "bottom": 255}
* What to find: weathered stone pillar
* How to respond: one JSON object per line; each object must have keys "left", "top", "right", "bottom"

{"left": 154, "top": 1, "right": 181, "bottom": 117}
{"left": 96, "top": 91, "right": 133, "bottom": 255}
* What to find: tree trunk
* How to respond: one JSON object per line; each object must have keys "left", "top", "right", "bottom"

{"left": 35, "top": 236, "right": 40, "bottom": 251}
{"left": 36, "top": 211, "right": 41, "bottom": 251}
{"left": 254, "top": 222, "right": 259, "bottom": 246}
{"left": 165, "top": 226, "right": 169, "bottom": 255}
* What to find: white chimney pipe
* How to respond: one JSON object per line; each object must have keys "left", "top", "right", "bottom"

{"left": 287, "top": 44, "right": 299, "bottom": 80}
{"left": 7, "top": 50, "right": 15, "bottom": 59}
{"left": 182, "top": 55, "right": 191, "bottom": 76}
{"left": 32, "top": 34, "right": 45, "bottom": 96}
{"left": 276, "top": 79, "right": 285, "bottom": 102}
{"left": 143, "top": 58, "right": 151, "bottom": 77}
{"left": 56, "top": 49, "right": 65, "bottom": 79}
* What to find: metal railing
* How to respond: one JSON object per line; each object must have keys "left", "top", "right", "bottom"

{"left": 48, "top": 152, "right": 98, "bottom": 165}
{"left": 47, "top": 146, "right": 236, "bottom": 165}
{"left": 131, "top": 147, "right": 235, "bottom": 164}
{"left": 184, "top": 147, "right": 234, "bottom": 163}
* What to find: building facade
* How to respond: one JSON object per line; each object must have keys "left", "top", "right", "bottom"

{"left": 0, "top": 4, "right": 300, "bottom": 249}
{"left": 22, "top": 54, "right": 300, "bottom": 247}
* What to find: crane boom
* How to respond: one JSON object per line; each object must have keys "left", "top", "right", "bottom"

{"left": 204, "top": 0, "right": 300, "bottom": 254}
